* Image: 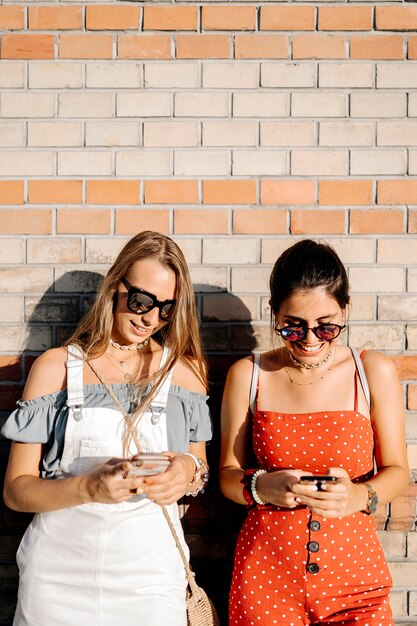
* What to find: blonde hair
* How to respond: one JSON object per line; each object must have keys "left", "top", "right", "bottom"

{"left": 66, "top": 231, "right": 207, "bottom": 452}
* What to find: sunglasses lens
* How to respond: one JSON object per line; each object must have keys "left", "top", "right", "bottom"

{"left": 315, "top": 324, "right": 340, "bottom": 341}
{"left": 160, "top": 303, "right": 175, "bottom": 320}
{"left": 280, "top": 327, "right": 306, "bottom": 342}
{"left": 128, "top": 292, "right": 154, "bottom": 314}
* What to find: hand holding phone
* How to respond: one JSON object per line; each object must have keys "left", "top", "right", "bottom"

{"left": 300, "top": 475, "right": 338, "bottom": 491}
{"left": 127, "top": 453, "right": 170, "bottom": 477}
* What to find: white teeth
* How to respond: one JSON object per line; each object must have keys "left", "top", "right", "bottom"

{"left": 300, "top": 344, "right": 322, "bottom": 352}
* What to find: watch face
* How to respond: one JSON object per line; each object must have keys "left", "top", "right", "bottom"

{"left": 368, "top": 494, "right": 379, "bottom": 514}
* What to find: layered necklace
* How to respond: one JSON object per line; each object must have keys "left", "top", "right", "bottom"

{"left": 107, "top": 337, "right": 150, "bottom": 382}
{"left": 284, "top": 348, "right": 335, "bottom": 386}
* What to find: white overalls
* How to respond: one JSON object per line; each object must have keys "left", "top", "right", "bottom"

{"left": 13, "top": 345, "right": 188, "bottom": 626}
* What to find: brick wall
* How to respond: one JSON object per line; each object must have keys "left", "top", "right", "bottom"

{"left": 0, "top": 0, "right": 417, "bottom": 624}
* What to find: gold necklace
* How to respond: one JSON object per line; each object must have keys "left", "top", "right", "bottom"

{"left": 105, "top": 351, "right": 139, "bottom": 382}
{"left": 284, "top": 350, "right": 335, "bottom": 386}
{"left": 287, "top": 348, "right": 334, "bottom": 370}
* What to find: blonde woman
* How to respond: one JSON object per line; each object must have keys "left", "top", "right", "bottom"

{"left": 3, "top": 231, "right": 212, "bottom": 626}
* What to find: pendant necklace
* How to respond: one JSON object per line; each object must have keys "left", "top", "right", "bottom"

{"left": 107, "top": 337, "right": 150, "bottom": 381}
{"left": 284, "top": 349, "right": 335, "bottom": 386}
{"left": 287, "top": 348, "right": 334, "bottom": 370}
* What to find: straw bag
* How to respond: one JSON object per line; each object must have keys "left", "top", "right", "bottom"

{"left": 160, "top": 506, "right": 220, "bottom": 626}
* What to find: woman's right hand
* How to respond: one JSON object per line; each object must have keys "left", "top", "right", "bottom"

{"left": 255, "top": 469, "right": 309, "bottom": 508}
{"left": 81, "top": 458, "right": 146, "bottom": 504}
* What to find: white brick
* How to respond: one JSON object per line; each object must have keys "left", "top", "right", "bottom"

{"left": 389, "top": 562, "right": 417, "bottom": 587}
{"left": 233, "top": 149, "right": 287, "bottom": 176}
{"left": 28, "top": 122, "right": 83, "bottom": 147}
{"left": 203, "top": 62, "right": 258, "bottom": 89}
{"left": 144, "top": 122, "right": 198, "bottom": 147}
{"left": 1, "top": 325, "right": 51, "bottom": 352}
{"left": 349, "top": 267, "right": 405, "bottom": 292}
{"left": 261, "top": 62, "right": 316, "bottom": 88}
{"left": 350, "top": 150, "right": 405, "bottom": 175}
{"left": 29, "top": 62, "right": 83, "bottom": 89}
{"left": 233, "top": 92, "right": 289, "bottom": 117}
{"left": 261, "top": 238, "right": 297, "bottom": 264}
{"left": 175, "top": 92, "right": 229, "bottom": 117}
{"left": 319, "top": 63, "right": 374, "bottom": 88}
{"left": 378, "top": 238, "right": 417, "bottom": 264}
{"left": 116, "top": 150, "right": 171, "bottom": 176}
{"left": 86, "top": 62, "right": 141, "bottom": 88}
{"left": 408, "top": 93, "right": 417, "bottom": 117}
{"left": 377, "top": 122, "right": 417, "bottom": 146}
{"left": 54, "top": 266, "right": 107, "bottom": 291}
{"left": 175, "top": 150, "right": 229, "bottom": 176}
{"left": 0, "top": 62, "right": 25, "bottom": 88}
{"left": 231, "top": 266, "right": 271, "bottom": 292}
{"left": 349, "top": 323, "right": 404, "bottom": 351}
{"left": 172, "top": 238, "right": 202, "bottom": 264}
{"left": 351, "top": 93, "right": 406, "bottom": 118}
{"left": 58, "top": 151, "right": 112, "bottom": 176}
{"left": 203, "top": 121, "right": 257, "bottom": 147}
{"left": 0, "top": 122, "right": 24, "bottom": 148}
{"left": 203, "top": 238, "right": 258, "bottom": 264}
{"left": 409, "top": 268, "right": 417, "bottom": 292}
{"left": 379, "top": 295, "right": 417, "bottom": 321}
{"left": 326, "top": 238, "right": 375, "bottom": 263}
{"left": 350, "top": 294, "right": 374, "bottom": 321}
{"left": 0, "top": 150, "right": 54, "bottom": 176}
{"left": 291, "top": 149, "right": 347, "bottom": 175}
{"left": 117, "top": 92, "right": 171, "bottom": 117}
{"left": 260, "top": 121, "right": 316, "bottom": 147}
{"left": 189, "top": 266, "right": 227, "bottom": 291}
{"left": 1, "top": 93, "right": 55, "bottom": 118}
{"left": 408, "top": 150, "right": 417, "bottom": 175}
{"left": 0, "top": 268, "right": 53, "bottom": 293}
{"left": 86, "top": 238, "right": 127, "bottom": 264}
{"left": 59, "top": 93, "right": 114, "bottom": 118}
{"left": 144, "top": 62, "right": 200, "bottom": 88}
{"left": 319, "top": 122, "right": 374, "bottom": 147}
{"left": 86, "top": 121, "right": 141, "bottom": 147}
{"left": 27, "top": 238, "right": 82, "bottom": 264}
{"left": 377, "top": 64, "right": 417, "bottom": 88}
{"left": 291, "top": 92, "right": 346, "bottom": 118}
{"left": 0, "top": 296, "right": 22, "bottom": 322}
{"left": 203, "top": 294, "right": 256, "bottom": 321}
{"left": 0, "top": 239, "right": 24, "bottom": 264}
{"left": 407, "top": 325, "right": 417, "bottom": 351}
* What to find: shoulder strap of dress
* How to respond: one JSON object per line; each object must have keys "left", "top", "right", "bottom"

{"left": 65, "top": 344, "right": 85, "bottom": 416}
{"left": 350, "top": 347, "right": 371, "bottom": 409}
{"left": 151, "top": 344, "right": 173, "bottom": 410}
{"left": 249, "top": 353, "right": 261, "bottom": 415}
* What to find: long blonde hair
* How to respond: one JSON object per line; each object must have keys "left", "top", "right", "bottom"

{"left": 66, "top": 231, "right": 207, "bottom": 451}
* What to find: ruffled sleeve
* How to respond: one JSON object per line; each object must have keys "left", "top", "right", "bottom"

{"left": 1, "top": 391, "right": 69, "bottom": 478}
{"left": 187, "top": 392, "right": 212, "bottom": 443}
{"left": 166, "top": 386, "right": 213, "bottom": 453}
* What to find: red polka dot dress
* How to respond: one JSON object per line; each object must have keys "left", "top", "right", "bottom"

{"left": 229, "top": 353, "right": 393, "bottom": 626}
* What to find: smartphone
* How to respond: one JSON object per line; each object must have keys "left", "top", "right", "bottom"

{"left": 127, "top": 454, "right": 170, "bottom": 477}
{"left": 300, "top": 475, "right": 338, "bottom": 490}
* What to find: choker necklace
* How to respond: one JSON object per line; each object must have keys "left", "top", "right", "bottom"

{"left": 109, "top": 337, "right": 150, "bottom": 352}
{"left": 287, "top": 348, "right": 334, "bottom": 370}
{"left": 284, "top": 350, "right": 335, "bottom": 386}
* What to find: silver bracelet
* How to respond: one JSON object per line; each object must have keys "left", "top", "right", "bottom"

{"left": 251, "top": 469, "right": 268, "bottom": 505}
{"left": 184, "top": 454, "right": 209, "bottom": 497}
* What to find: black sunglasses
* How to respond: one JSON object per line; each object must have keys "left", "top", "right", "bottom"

{"left": 121, "top": 278, "right": 176, "bottom": 321}
{"left": 275, "top": 323, "right": 346, "bottom": 342}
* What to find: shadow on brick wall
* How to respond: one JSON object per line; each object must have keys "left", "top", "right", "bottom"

{"left": 1, "top": 277, "right": 257, "bottom": 626}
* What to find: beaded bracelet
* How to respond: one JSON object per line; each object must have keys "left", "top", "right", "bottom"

{"left": 250, "top": 469, "right": 268, "bottom": 505}
{"left": 184, "top": 453, "right": 209, "bottom": 497}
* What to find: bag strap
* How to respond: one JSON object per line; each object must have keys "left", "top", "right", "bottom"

{"left": 65, "top": 344, "right": 85, "bottom": 420}
{"left": 350, "top": 347, "right": 371, "bottom": 408}
{"left": 249, "top": 353, "right": 261, "bottom": 415}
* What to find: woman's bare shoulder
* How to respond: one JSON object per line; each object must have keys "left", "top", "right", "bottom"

{"left": 172, "top": 356, "right": 207, "bottom": 395}
{"left": 22, "top": 347, "right": 68, "bottom": 401}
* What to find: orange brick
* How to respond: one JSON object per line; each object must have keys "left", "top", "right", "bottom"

{"left": 144, "top": 181, "right": 198, "bottom": 204}
{"left": 0, "top": 209, "right": 52, "bottom": 234}
{"left": 87, "top": 180, "right": 141, "bottom": 205}
{"left": 408, "top": 36, "right": 417, "bottom": 60}
{"left": 350, "top": 35, "right": 404, "bottom": 60}
{"left": 176, "top": 35, "right": 230, "bottom": 59}
{"left": 203, "top": 180, "right": 256, "bottom": 205}
{"left": 174, "top": 209, "right": 228, "bottom": 234}
{"left": 115, "top": 209, "right": 169, "bottom": 235}
{"left": 235, "top": 34, "right": 288, "bottom": 59}
{"left": 1, "top": 34, "right": 55, "bottom": 59}
{"left": 202, "top": 6, "right": 256, "bottom": 31}
{"left": 391, "top": 355, "right": 417, "bottom": 381}
{"left": 59, "top": 35, "right": 113, "bottom": 60}
{"left": 291, "top": 209, "right": 345, "bottom": 235}
{"left": 233, "top": 209, "right": 287, "bottom": 234}
{"left": 261, "top": 180, "right": 315, "bottom": 206}
{"left": 318, "top": 6, "right": 372, "bottom": 31}
{"left": 378, "top": 180, "right": 417, "bottom": 205}
{"left": 118, "top": 34, "right": 171, "bottom": 60}
{"left": 29, "top": 180, "right": 82, "bottom": 205}
{"left": 376, "top": 6, "right": 417, "bottom": 31}
{"left": 260, "top": 6, "right": 315, "bottom": 31}
{"left": 408, "top": 384, "right": 417, "bottom": 410}
{"left": 57, "top": 209, "right": 111, "bottom": 234}
{"left": 0, "top": 181, "right": 24, "bottom": 205}
{"left": 86, "top": 5, "right": 140, "bottom": 31}
{"left": 319, "top": 180, "right": 373, "bottom": 206}
{"left": 0, "top": 6, "right": 24, "bottom": 30}
{"left": 293, "top": 34, "right": 346, "bottom": 60}
{"left": 29, "top": 6, "right": 82, "bottom": 30}
{"left": 409, "top": 209, "right": 417, "bottom": 233}
{"left": 143, "top": 7, "right": 197, "bottom": 31}
{"left": 350, "top": 209, "right": 404, "bottom": 234}
{"left": 0, "top": 356, "right": 21, "bottom": 381}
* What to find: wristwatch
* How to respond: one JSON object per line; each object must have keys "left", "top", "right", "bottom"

{"left": 363, "top": 483, "right": 379, "bottom": 514}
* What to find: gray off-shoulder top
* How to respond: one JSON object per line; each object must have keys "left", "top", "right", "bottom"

{"left": 1, "top": 384, "right": 212, "bottom": 478}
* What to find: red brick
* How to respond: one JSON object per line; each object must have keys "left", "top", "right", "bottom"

{"left": 261, "top": 180, "right": 315, "bottom": 206}
{"left": 376, "top": 6, "right": 417, "bottom": 31}
{"left": 1, "top": 34, "right": 55, "bottom": 59}
{"left": 233, "top": 209, "right": 287, "bottom": 234}
{"left": 202, "top": 6, "right": 256, "bottom": 31}
{"left": 293, "top": 34, "right": 346, "bottom": 60}
{"left": 319, "top": 180, "right": 373, "bottom": 206}
{"left": 57, "top": 209, "right": 111, "bottom": 234}
{"left": 144, "top": 181, "right": 198, "bottom": 204}
{"left": 260, "top": 6, "right": 315, "bottom": 31}
{"left": 174, "top": 209, "right": 228, "bottom": 234}
{"left": 203, "top": 180, "right": 256, "bottom": 205}
{"left": 408, "top": 384, "right": 417, "bottom": 410}
{"left": 176, "top": 35, "right": 230, "bottom": 59}
{"left": 115, "top": 209, "right": 169, "bottom": 235}
{"left": 28, "top": 180, "right": 82, "bottom": 205}
{"left": 0, "top": 209, "right": 52, "bottom": 234}
{"left": 318, "top": 6, "right": 372, "bottom": 31}
{"left": 118, "top": 35, "right": 171, "bottom": 60}
{"left": 0, "top": 6, "right": 24, "bottom": 30}
{"left": 409, "top": 209, "right": 417, "bottom": 233}
{"left": 143, "top": 7, "right": 198, "bottom": 31}
{"left": 0, "top": 181, "right": 24, "bottom": 205}
{"left": 0, "top": 356, "right": 21, "bottom": 381}
{"left": 29, "top": 6, "right": 83, "bottom": 30}
{"left": 86, "top": 5, "right": 140, "bottom": 31}
{"left": 349, "top": 209, "right": 404, "bottom": 234}
{"left": 59, "top": 35, "right": 113, "bottom": 60}
{"left": 291, "top": 209, "right": 345, "bottom": 235}
{"left": 378, "top": 180, "right": 417, "bottom": 205}
{"left": 235, "top": 34, "right": 288, "bottom": 59}
{"left": 409, "top": 37, "right": 417, "bottom": 60}
{"left": 391, "top": 356, "right": 417, "bottom": 381}
{"left": 87, "top": 180, "right": 140, "bottom": 205}
{"left": 350, "top": 35, "right": 404, "bottom": 60}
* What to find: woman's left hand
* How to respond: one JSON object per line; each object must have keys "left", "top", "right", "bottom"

{"left": 291, "top": 467, "right": 367, "bottom": 518}
{"left": 136, "top": 452, "right": 197, "bottom": 505}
